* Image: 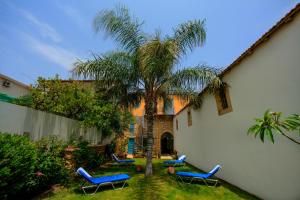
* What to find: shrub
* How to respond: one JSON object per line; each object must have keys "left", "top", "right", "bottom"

{"left": 33, "top": 137, "right": 69, "bottom": 189}
{"left": 0, "top": 133, "right": 37, "bottom": 199}
{"left": 0, "top": 134, "right": 70, "bottom": 199}
{"left": 73, "top": 140, "right": 105, "bottom": 170}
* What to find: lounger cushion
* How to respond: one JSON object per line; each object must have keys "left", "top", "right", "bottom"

{"left": 163, "top": 155, "right": 186, "bottom": 165}
{"left": 77, "top": 167, "right": 130, "bottom": 184}
{"left": 90, "top": 174, "right": 130, "bottom": 184}
{"left": 163, "top": 160, "right": 184, "bottom": 164}
{"left": 176, "top": 171, "right": 211, "bottom": 179}
{"left": 117, "top": 159, "right": 135, "bottom": 163}
{"left": 176, "top": 165, "right": 221, "bottom": 179}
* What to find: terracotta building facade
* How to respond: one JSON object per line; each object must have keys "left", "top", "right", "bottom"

{"left": 124, "top": 96, "right": 187, "bottom": 158}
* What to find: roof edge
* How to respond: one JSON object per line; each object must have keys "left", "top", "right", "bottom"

{"left": 0, "top": 73, "right": 30, "bottom": 89}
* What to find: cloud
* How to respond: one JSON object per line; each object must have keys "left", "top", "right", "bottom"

{"left": 4, "top": 1, "right": 62, "bottom": 43}
{"left": 20, "top": 10, "right": 62, "bottom": 43}
{"left": 22, "top": 33, "right": 78, "bottom": 70}
{"left": 56, "top": 3, "right": 86, "bottom": 28}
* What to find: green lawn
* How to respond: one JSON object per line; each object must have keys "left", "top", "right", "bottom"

{"left": 41, "top": 159, "right": 258, "bottom": 200}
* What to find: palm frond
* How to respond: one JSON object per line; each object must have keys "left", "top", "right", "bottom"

{"left": 170, "top": 65, "right": 219, "bottom": 91}
{"left": 73, "top": 51, "right": 134, "bottom": 80}
{"left": 94, "top": 4, "right": 146, "bottom": 52}
{"left": 72, "top": 51, "right": 142, "bottom": 107}
{"left": 173, "top": 20, "right": 206, "bottom": 56}
{"left": 138, "top": 37, "right": 179, "bottom": 86}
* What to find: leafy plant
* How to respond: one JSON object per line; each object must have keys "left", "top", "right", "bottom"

{"left": 0, "top": 133, "right": 37, "bottom": 199}
{"left": 34, "top": 137, "right": 69, "bottom": 188}
{"left": 248, "top": 110, "right": 300, "bottom": 145}
{"left": 0, "top": 134, "right": 70, "bottom": 199}
{"left": 12, "top": 76, "right": 132, "bottom": 136}
{"left": 73, "top": 140, "right": 105, "bottom": 169}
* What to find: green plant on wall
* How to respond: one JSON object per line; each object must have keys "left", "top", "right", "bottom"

{"left": 247, "top": 110, "right": 300, "bottom": 145}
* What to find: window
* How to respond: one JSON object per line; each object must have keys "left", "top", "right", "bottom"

{"left": 187, "top": 109, "right": 192, "bottom": 126}
{"left": 214, "top": 86, "right": 233, "bottom": 115}
{"left": 176, "top": 119, "right": 179, "bottom": 130}
{"left": 134, "top": 101, "right": 140, "bottom": 108}
{"left": 164, "top": 99, "right": 174, "bottom": 115}
{"left": 129, "top": 122, "right": 135, "bottom": 136}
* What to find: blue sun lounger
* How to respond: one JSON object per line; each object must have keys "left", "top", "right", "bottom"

{"left": 112, "top": 154, "right": 135, "bottom": 165}
{"left": 163, "top": 155, "right": 186, "bottom": 166}
{"left": 176, "top": 164, "right": 221, "bottom": 186}
{"left": 77, "top": 167, "right": 130, "bottom": 194}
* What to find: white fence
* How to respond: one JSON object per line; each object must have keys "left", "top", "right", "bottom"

{"left": 0, "top": 101, "right": 112, "bottom": 145}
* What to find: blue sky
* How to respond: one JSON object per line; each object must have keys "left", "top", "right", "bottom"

{"left": 0, "top": 0, "right": 298, "bottom": 85}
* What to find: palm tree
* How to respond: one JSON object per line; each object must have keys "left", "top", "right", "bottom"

{"left": 73, "top": 5, "right": 222, "bottom": 176}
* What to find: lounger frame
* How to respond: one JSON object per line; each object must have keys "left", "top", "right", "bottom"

{"left": 175, "top": 175, "right": 219, "bottom": 187}
{"left": 112, "top": 154, "right": 135, "bottom": 166}
{"left": 79, "top": 179, "right": 128, "bottom": 194}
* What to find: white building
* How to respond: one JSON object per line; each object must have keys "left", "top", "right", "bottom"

{"left": 174, "top": 4, "right": 300, "bottom": 200}
{"left": 0, "top": 73, "right": 30, "bottom": 97}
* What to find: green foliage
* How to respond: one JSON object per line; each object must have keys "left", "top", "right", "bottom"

{"left": 82, "top": 102, "right": 132, "bottom": 136}
{"left": 94, "top": 4, "right": 146, "bottom": 52}
{"left": 0, "top": 133, "right": 37, "bottom": 199}
{"left": 34, "top": 137, "right": 69, "bottom": 188}
{"left": 0, "top": 133, "right": 70, "bottom": 199}
{"left": 74, "top": 5, "right": 222, "bottom": 110}
{"left": 29, "top": 76, "right": 94, "bottom": 120}
{"left": 12, "top": 76, "right": 132, "bottom": 136}
{"left": 248, "top": 110, "right": 300, "bottom": 145}
{"left": 73, "top": 140, "right": 105, "bottom": 170}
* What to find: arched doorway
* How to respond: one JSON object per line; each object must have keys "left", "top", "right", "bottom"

{"left": 160, "top": 132, "right": 174, "bottom": 155}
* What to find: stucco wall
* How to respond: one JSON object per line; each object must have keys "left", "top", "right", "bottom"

{"left": 174, "top": 13, "right": 300, "bottom": 200}
{"left": 0, "top": 102, "right": 112, "bottom": 145}
{"left": 0, "top": 76, "right": 29, "bottom": 97}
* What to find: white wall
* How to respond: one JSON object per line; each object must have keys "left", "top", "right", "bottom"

{"left": 0, "top": 76, "right": 29, "bottom": 97}
{"left": 174, "top": 13, "right": 300, "bottom": 200}
{"left": 0, "top": 101, "right": 112, "bottom": 145}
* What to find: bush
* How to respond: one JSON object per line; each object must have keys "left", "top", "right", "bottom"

{"left": 33, "top": 137, "right": 69, "bottom": 190}
{"left": 0, "top": 133, "right": 69, "bottom": 199}
{"left": 0, "top": 133, "right": 37, "bottom": 199}
{"left": 73, "top": 140, "right": 105, "bottom": 170}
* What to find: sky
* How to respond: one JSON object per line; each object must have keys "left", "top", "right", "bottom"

{"left": 0, "top": 0, "right": 299, "bottom": 85}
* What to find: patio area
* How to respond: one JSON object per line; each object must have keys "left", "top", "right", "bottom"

{"left": 41, "top": 159, "right": 258, "bottom": 200}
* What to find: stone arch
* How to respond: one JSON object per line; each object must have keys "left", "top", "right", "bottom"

{"left": 160, "top": 132, "right": 174, "bottom": 155}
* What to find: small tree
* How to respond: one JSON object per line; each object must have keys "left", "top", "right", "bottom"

{"left": 14, "top": 76, "right": 131, "bottom": 136}
{"left": 248, "top": 110, "right": 300, "bottom": 145}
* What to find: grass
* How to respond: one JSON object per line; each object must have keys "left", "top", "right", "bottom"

{"left": 40, "top": 159, "right": 258, "bottom": 200}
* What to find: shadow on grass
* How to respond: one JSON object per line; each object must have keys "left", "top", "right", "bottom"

{"left": 219, "top": 180, "right": 260, "bottom": 200}
{"left": 71, "top": 182, "right": 130, "bottom": 195}
{"left": 179, "top": 162, "right": 261, "bottom": 200}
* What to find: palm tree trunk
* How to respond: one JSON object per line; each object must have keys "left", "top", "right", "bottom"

{"left": 145, "top": 100, "right": 155, "bottom": 176}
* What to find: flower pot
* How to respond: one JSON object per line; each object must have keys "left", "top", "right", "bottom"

{"left": 168, "top": 166, "right": 175, "bottom": 174}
